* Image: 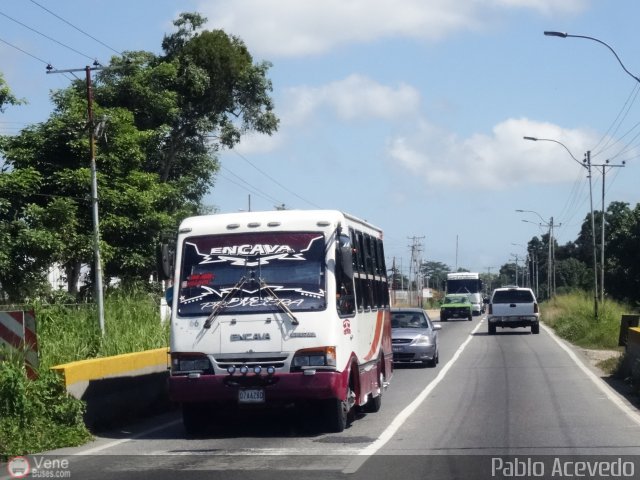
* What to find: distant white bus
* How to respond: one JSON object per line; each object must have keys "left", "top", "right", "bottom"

{"left": 446, "top": 272, "right": 484, "bottom": 315}
{"left": 163, "top": 210, "right": 393, "bottom": 434}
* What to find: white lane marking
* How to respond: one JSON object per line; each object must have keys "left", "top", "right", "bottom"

{"left": 77, "top": 419, "right": 182, "bottom": 455}
{"left": 541, "top": 322, "right": 640, "bottom": 426}
{"left": 343, "top": 320, "right": 484, "bottom": 474}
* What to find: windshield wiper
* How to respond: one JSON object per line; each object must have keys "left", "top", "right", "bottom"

{"left": 259, "top": 278, "right": 299, "bottom": 325}
{"left": 203, "top": 276, "right": 247, "bottom": 329}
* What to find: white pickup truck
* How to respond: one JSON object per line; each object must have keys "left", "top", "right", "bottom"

{"left": 486, "top": 286, "right": 539, "bottom": 335}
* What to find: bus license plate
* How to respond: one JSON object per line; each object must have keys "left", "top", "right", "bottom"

{"left": 239, "top": 388, "right": 265, "bottom": 404}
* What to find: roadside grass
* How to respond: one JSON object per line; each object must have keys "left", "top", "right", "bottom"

{"left": 541, "top": 291, "right": 630, "bottom": 350}
{"left": 1, "top": 289, "right": 169, "bottom": 460}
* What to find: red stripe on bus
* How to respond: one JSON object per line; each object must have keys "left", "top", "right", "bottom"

{"left": 363, "top": 310, "right": 385, "bottom": 361}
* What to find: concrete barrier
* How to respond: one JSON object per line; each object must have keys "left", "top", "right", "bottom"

{"left": 51, "top": 348, "right": 172, "bottom": 430}
{"left": 622, "top": 327, "right": 640, "bottom": 384}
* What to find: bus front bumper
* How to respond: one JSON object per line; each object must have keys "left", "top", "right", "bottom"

{"left": 169, "top": 370, "right": 347, "bottom": 404}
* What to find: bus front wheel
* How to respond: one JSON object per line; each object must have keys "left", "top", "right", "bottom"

{"left": 324, "top": 382, "right": 355, "bottom": 432}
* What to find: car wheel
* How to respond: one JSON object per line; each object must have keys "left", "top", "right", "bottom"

{"left": 441, "top": 315, "right": 448, "bottom": 322}
{"left": 467, "top": 314, "right": 472, "bottom": 321}
{"left": 424, "top": 349, "right": 438, "bottom": 368}
{"left": 488, "top": 324, "right": 496, "bottom": 335}
{"left": 532, "top": 323, "right": 540, "bottom": 334}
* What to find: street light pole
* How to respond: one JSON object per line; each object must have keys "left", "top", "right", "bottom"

{"left": 544, "top": 31, "right": 640, "bottom": 83}
{"left": 516, "top": 209, "right": 560, "bottom": 299}
{"left": 544, "top": 31, "right": 637, "bottom": 311}
{"left": 522, "top": 137, "right": 597, "bottom": 316}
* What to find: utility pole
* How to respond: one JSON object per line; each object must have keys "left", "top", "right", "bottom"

{"left": 591, "top": 160, "right": 625, "bottom": 304}
{"left": 585, "top": 151, "right": 598, "bottom": 318}
{"left": 408, "top": 236, "right": 425, "bottom": 307}
{"left": 47, "top": 63, "right": 106, "bottom": 334}
{"left": 486, "top": 266, "right": 496, "bottom": 293}
{"left": 510, "top": 253, "right": 520, "bottom": 286}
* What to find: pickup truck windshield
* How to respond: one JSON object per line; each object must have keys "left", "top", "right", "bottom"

{"left": 492, "top": 290, "right": 534, "bottom": 303}
{"left": 177, "top": 232, "right": 326, "bottom": 316}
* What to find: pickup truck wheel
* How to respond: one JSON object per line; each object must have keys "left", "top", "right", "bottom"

{"left": 532, "top": 323, "right": 540, "bottom": 334}
{"left": 441, "top": 315, "right": 448, "bottom": 322}
{"left": 467, "top": 314, "right": 472, "bottom": 321}
{"left": 488, "top": 324, "right": 496, "bottom": 335}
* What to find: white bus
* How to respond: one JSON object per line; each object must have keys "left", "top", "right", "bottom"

{"left": 446, "top": 272, "right": 484, "bottom": 315}
{"left": 163, "top": 210, "right": 393, "bottom": 433}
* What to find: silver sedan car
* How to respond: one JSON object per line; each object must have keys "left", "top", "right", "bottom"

{"left": 391, "top": 308, "right": 441, "bottom": 367}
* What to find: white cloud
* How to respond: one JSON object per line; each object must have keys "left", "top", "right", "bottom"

{"left": 197, "top": 0, "right": 588, "bottom": 57}
{"left": 231, "top": 131, "right": 284, "bottom": 155}
{"left": 285, "top": 74, "right": 421, "bottom": 123}
{"left": 387, "top": 117, "right": 601, "bottom": 189}
{"left": 232, "top": 74, "right": 421, "bottom": 155}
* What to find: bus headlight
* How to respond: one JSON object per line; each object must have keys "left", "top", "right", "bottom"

{"left": 291, "top": 346, "right": 336, "bottom": 372}
{"left": 171, "top": 353, "right": 212, "bottom": 374}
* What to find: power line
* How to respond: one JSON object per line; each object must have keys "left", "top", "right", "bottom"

{"left": 28, "top": 0, "right": 122, "bottom": 56}
{"left": 230, "top": 149, "right": 322, "bottom": 209}
{"left": 0, "top": 8, "right": 97, "bottom": 62}
{"left": 0, "top": 35, "right": 50, "bottom": 65}
{"left": 591, "top": 83, "right": 640, "bottom": 158}
{"left": 219, "top": 165, "right": 285, "bottom": 206}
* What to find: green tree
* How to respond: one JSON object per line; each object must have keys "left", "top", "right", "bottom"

{"left": 0, "top": 12, "right": 279, "bottom": 300}
{"left": 0, "top": 73, "right": 23, "bottom": 113}
{"left": 602, "top": 201, "right": 640, "bottom": 302}
{"left": 555, "top": 257, "right": 589, "bottom": 293}
{"left": 420, "top": 260, "right": 450, "bottom": 291}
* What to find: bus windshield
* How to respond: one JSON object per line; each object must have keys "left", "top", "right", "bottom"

{"left": 447, "top": 279, "right": 481, "bottom": 294}
{"left": 177, "top": 232, "right": 326, "bottom": 316}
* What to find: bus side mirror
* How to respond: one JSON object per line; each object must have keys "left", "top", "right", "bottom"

{"left": 158, "top": 243, "right": 174, "bottom": 280}
{"left": 340, "top": 246, "right": 353, "bottom": 278}
{"left": 337, "top": 234, "right": 353, "bottom": 278}
{"left": 165, "top": 286, "right": 174, "bottom": 306}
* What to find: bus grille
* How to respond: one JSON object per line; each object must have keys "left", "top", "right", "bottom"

{"left": 214, "top": 354, "right": 288, "bottom": 370}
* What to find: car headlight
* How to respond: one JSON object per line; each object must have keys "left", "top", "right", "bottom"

{"left": 412, "top": 334, "right": 432, "bottom": 346}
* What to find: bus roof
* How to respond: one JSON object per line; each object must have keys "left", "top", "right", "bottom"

{"left": 447, "top": 272, "right": 480, "bottom": 280}
{"left": 178, "top": 209, "right": 384, "bottom": 238}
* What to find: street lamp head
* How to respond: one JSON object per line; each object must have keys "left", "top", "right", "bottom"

{"left": 544, "top": 31, "right": 568, "bottom": 38}
{"left": 523, "top": 136, "right": 538, "bottom": 141}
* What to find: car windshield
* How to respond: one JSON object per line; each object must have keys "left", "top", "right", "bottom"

{"left": 444, "top": 296, "right": 467, "bottom": 304}
{"left": 391, "top": 312, "right": 428, "bottom": 329}
{"left": 177, "top": 231, "right": 326, "bottom": 316}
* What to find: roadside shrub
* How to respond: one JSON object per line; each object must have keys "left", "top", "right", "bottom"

{"left": 0, "top": 353, "right": 91, "bottom": 460}
{"left": 0, "top": 288, "right": 168, "bottom": 458}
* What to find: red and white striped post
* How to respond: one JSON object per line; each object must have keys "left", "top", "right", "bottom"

{"left": 0, "top": 310, "right": 39, "bottom": 379}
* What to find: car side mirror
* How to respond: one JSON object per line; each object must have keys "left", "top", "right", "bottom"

{"left": 433, "top": 324, "right": 442, "bottom": 331}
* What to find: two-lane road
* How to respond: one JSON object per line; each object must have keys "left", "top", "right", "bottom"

{"left": 24, "top": 315, "right": 640, "bottom": 479}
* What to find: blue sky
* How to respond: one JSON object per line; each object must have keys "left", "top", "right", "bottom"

{"left": 1, "top": 0, "right": 639, "bottom": 277}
